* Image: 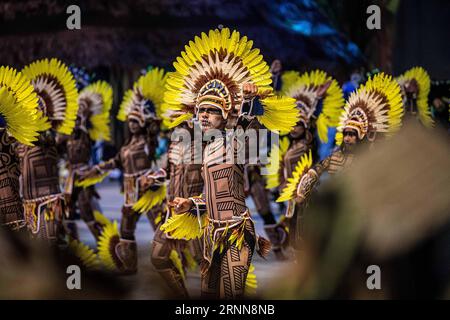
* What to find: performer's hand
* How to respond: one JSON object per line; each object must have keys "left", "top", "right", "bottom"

{"left": 242, "top": 83, "right": 259, "bottom": 99}
{"left": 168, "top": 197, "right": 193, "bottom": 214}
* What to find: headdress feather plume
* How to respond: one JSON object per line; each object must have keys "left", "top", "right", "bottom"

{"left": 117, "top": 67, "right": 168, "bottom": 123}
{"left": 277, "top": 150, "right": 313, "bottom": 202}
{"left": 397, "top": 66, "right": 433, "bottom": 128}
{"left": 22, "top": 58, "right": 79, "bottom": 135}
{"left": 79, "top": 80, "right": 113, "bottom": 141}
{"left": 163, "top": 28, "right": 299, "bottom": 134}
{"left": 336, "top": 72, "right": 403, "bottom": 145}
{"left": 0, "top": 66, "right": 49, "bottom": 145}
{"left": 284, "top": 70, "right": 345, "bottom": 143}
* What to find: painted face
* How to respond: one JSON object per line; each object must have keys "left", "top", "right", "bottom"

{"left": 197, "top": 105, "right": 226, "bottom": 132}
{"left": 290, "top": 121, "right": 305, "bottom": 139}
{"left": 128, "top": 118, "right": 142, "bottom": 134}
{"left": 343, "top": 128, "right": 358, "bottom": 150}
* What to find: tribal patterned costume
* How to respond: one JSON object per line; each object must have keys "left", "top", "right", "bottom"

{"left": 58, "top": 80, "right": 113, "bottom": 240}
{"left": 19, "top": 58, "right": 78, "bottom": 241}
{"left": 0, "top": 66, "right": 48, "bottom": 230}
{"left": 278, "top": 73, "right": 404, "bottom": 215}
{"left": 150, "top": 122, "right": 205, "bottom": 297}
{"left": 397, "top": 67, "right": 434, "bottom": 128}
{"left": 265, "top": 69, "right": 344, "bottom": 251}
{"left": 80, "top": 68, "right": 168, "bottom": 274}
{"left": 160, "top": 28, "right": 299, "bottom": 298}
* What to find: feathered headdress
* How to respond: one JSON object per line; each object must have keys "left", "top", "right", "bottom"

{"left": 117, "top": 67, "right": 168, "bottom": 127}
{"left": 279, "top": 70, "right": 300, "bottom": 95}
{"left": 22, "top": 58, "right": 79, "bottom": 135}
{"left": 335, "top": 72, "right": 403, "bottom": 145}
{"left": 163, "top": 28, "right": 299, "bottom": 134}
{"left": 283, "top": 70, "right": 344, "bottom": 142}
{"left": 0, "top": 66, "right": 49, "bottom": 145}
{"left": 276, "top": 150, "right": 313, "bottom": 202}
{"left": 397, "top": 66, "right": 434, "bottom": 128}
{"left": 264, "top": 136, "right": 290, "bottom": 189}
{"left": 78, "top": 81, "right": 113, "bottom": 141}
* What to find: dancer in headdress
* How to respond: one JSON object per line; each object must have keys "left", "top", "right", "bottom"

{"left": 19, "top": 58, "right": 79, "bottom": 242}
{"left": 79, "top": 68, "right": 167, "bottom": 274}
{"left": 397, "top": 67, "right": 434, "bottom": 128}
{"left": 159, "top": 28, "right": 299, "bottom": 298}
{"left": 266, "top": 69, "right": 344, "bottom": 251}
{"left": 279, "top": 73, "right": 404, "bottom": 215}
{"left": 57, "top": 80, "right": 113, "bottom": 240}
{"left": 0, "top": 66, "right": 48, "bottom": 231}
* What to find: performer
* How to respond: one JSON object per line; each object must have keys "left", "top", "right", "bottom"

{"left": 267, "top": 70, "right": 344, "bottom": 250}
{"left": 150, "top": 121, "right": 205, "bottom": 297}
{"left": 0, "top": 66, "right": 48, "bottom": 231}
{"left": 278, "top": 73, "right": 404, "bottom": 215}
{"left": 397, "top": 66, "right": 434, "bottom": 128}
{"left": 19, "top": 58, "right": 79, "bottom": 242}
{"left": 57, "top": 80, "right": 113, "bottom": 240}
{"left": 160, "top": 28, "right": 299, "bottom": 298}
{"left": 79, "top": 68, "right": 167, "bottom": 274}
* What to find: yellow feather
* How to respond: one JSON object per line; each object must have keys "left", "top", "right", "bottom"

{"left": 397, "top": 66, "right": 433, "bottom": 128}
{"left": 97, "top": 220, "right": 120, "bottom": 271}
{"left": 169, "top": 249, "right": 186, "bottom": 281}
{"left": 132, "top": 185, "right": 167, "bottom": 214}
{"left": 21, "top": 58, "right": 78, "bottom": 135}
{"left": 93, "top": 210, "right": 112, "bottom": 228}
{"left": 258, "top": 96, "right": 299, "bottom": 134}
{"left": 160, "top": 211, "right": 207, "bottom": 240}
{"left": 162, "top": 27, "right": 299, "bottom": 134}
{"left": 81, "top": 80, "right": 113, "bottom": 141}
{"left": 280, "top": 70, "right": 300, "bottom": 94}
{"left": 117, "top": 68, "right": 168, "bottom": 122}
{"left": 245, "top": 264, "right": 257, "bottom": 295}
{"left": 336, "top": 73, "right": 403, "bottom": 144}
{"left": 68, "top": 239, "right": 100, "bottom": 270}
{"left": 297, "top": 70, "right": 344, "bottom": 143}
{"left": 277, "top": 150, "right": 313, "bottom": 202}
{"left": 166, "top": 113, "right": 193, "bottom": 129}
{"left": 264, "top": 136, "right": 290, "bottom": 189}
{"left": 75, "top": 172, "right": 110, "bottom": 188}
{"left": 117, "top": 89, "right": 133, "bottom": 121}
{"left": 0, "top": 66, "right": 49, "bottom": 145}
